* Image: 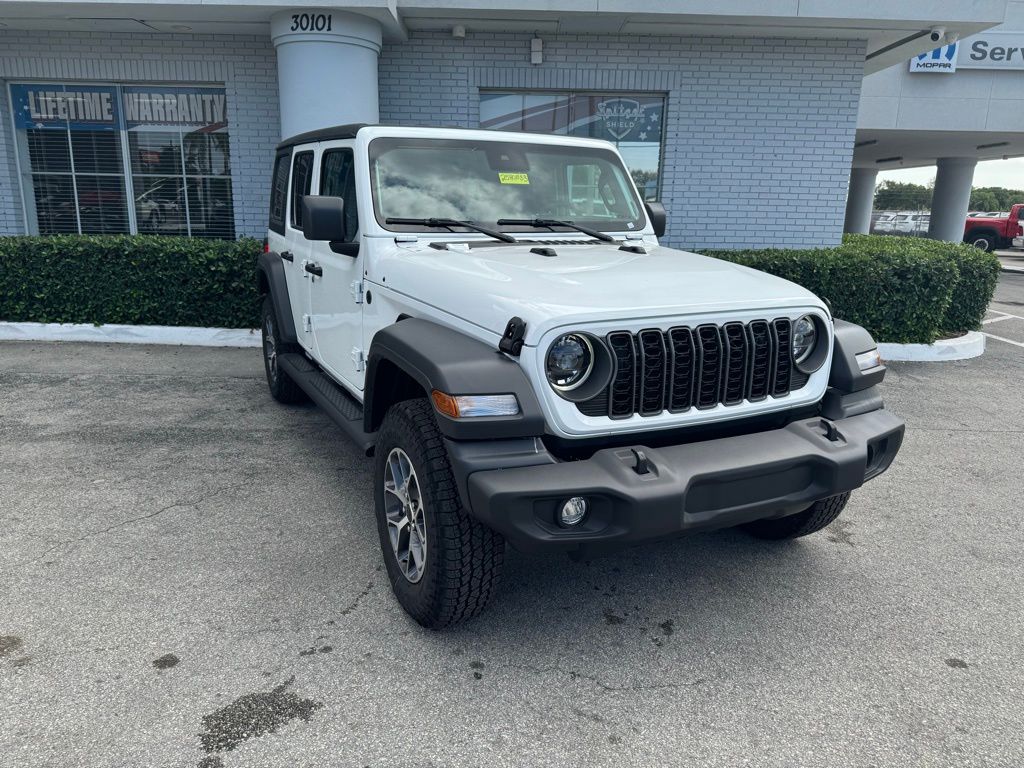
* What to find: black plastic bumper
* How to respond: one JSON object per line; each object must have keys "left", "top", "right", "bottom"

{"left": 451, "top": 408, "right": 904, "bottom": 555}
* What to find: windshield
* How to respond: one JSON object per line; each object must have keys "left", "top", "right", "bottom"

{"left": 369, "top": 137, "right": 645, "bottom": 234}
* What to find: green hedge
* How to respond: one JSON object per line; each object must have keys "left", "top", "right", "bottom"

{"left": 930, "top": 240, "right": 1001, "bottom": 334}
{"left": 706, "top": 234, "right": 1000, "bottom": 344}
{"left": 0, "top": 233, "right": 1001, "bottom": 342}
{"left": 0, "top": 235, "right": 262, "bottom": 328}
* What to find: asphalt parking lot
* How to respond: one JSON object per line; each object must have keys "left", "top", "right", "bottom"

{"left": 3, "top": 275, "right": 1024, "bottom": 768}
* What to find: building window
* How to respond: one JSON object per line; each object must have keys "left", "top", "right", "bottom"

{"left": 479, "top": 91, "right": 666, "bottom": 201}
{"left": 9, "top": 83, "right": 234, "bottom": 239}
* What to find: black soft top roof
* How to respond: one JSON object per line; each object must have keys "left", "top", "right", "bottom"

{"left": 276, "top": 123, "right": 371, "bottom": 152}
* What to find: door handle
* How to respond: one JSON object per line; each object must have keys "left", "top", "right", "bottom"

{"left": 280, "top": 250, "right": 293, "bottom": 262}
{"left": 304, "top": 262, "right": 323, "bottom": 277}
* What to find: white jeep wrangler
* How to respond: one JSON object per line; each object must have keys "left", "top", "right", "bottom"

{"left": 258, "top": 125, "right": 904, "bottom": 628}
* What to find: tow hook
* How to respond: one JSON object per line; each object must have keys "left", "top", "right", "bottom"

{"left": 819, "top": 418, "right": 844, "bottom": 443}
{"left": 631, "top": 448, "right": 652, "bottom": 475}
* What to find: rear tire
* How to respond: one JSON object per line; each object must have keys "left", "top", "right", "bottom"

{"left": 374, "top": 398, "right": 505, "bottom": 629}
{"left": 261, "top": 296, "right": 306, "bottom": 404}
{"left": 742, "top": 492, "right": 851, "bottom": 540}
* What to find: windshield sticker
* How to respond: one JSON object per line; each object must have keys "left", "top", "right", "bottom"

{"left": 498, "top": 172, "right": 529, "bottom": 185}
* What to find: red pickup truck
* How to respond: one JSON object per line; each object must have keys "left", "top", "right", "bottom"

{"left": 963, "top": 204, "right": 1024, "bottom": 251}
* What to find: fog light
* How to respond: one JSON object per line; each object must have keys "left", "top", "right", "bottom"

{"left": 559, "top": 497, "right": 588, "bottom": 526}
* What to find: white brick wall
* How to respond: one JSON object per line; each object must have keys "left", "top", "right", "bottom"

{"left": 0, "top": 29, "right": 865, "bottom": 249}
{"left": 380, "top": 32, "right": 866, "bottom": 250}
{"left": 0, "top": 30, "right": 279, "bottom": 238}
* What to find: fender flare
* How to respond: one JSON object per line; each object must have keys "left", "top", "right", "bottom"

{"left": 365, "top": 318, "right": 546, "bottom": 440}
{"left": 256, "top": 251, "right": 299, "bottom": 347}
{"left": 963, "top": 227, "right": 999, "bottom": 243}
{"left": 830, "top": 319, "right": 885, "bottom": 393}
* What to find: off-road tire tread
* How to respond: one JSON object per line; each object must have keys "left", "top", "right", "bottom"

{"left": 743, "top": 492, "right": 851, "bottom": 540}
{"left": 261, "top": 296, "right": 306, "bottom": 404}
{"left": 376, "top": 398, "right": 505, "bottom": 628}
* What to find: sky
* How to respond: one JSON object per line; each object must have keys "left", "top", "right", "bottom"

{"left": 878, "top": 157, "right": 1024, "bottom": 189}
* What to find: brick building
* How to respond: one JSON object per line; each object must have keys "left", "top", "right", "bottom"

{"left": 0, "top": 1, "right": 1009, "bottom": 249}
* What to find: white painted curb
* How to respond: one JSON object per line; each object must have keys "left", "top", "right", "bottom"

{"left": 0, "top": 321, "right": 260, "bottom": 348}
{"left": 877, "top": 330, "right": 985, "bottom": 362}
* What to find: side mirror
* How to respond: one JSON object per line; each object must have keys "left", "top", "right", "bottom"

{"left": 302, "top": 195, "right": 346, "bottom": 241}
{"left": 644, "top": 201, "right": 666, "bottom": 238}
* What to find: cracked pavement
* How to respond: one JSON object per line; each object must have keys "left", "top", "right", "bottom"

{"left": 2, "top": 274, "right": 1024, "bottom": 767}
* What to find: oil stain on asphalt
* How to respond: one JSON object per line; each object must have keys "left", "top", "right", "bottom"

{"left": 603, "top": 609, "right": 625, "bottom": 625}
{"left": 470, "top": 660, "right": 485, "bottom": 680}
{"left": 0, "top": 636, "right": 24, "bottom": 657}
{"left": 153, "top": 653, "right": 180, "bottom": 670}
{"left": 298, "top": 645, "right": 333, "bottom": 657}
{"left": 198, "top": 676, "right": 324, "bottom": 756}
{"left": 827, "top": 519, "right": 855, "bottom": 546}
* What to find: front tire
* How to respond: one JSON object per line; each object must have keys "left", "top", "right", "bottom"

{"left": 374, "top": 398, "right": 505, "bottom": 629}
{"left": 742, "top": 492, "right": 851, "bottom": 540}
{"left": 968, "top": 232, "right": 996, "bottom": 252}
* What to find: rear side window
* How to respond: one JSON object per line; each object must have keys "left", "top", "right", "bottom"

{"left": 290, "top": 151, "right": 314, "bottom": 230}
{"left": 268, "top": 151, "right": 290, "bottom": 235}
{"left": 320, "top": 149, "right": 358, "bottom": 242}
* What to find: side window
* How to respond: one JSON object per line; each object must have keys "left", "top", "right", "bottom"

{"left": 268, "top": 151, "right": 290, "bottom": 235}
{"left": 290, "top": 151, "right": 314, "bottom": 230}
{"left": 320, "top": 148, "right": 358, "bottom": 242}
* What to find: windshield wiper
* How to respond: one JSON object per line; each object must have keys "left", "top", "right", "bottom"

{"left": 496, "top": 218, "right": 616, "bottom": 243}
{"left": 385, "top": 217, "right": 517, "bottom": 243}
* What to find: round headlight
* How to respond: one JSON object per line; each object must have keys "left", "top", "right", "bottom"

{"left": 792, "top": 315, "right": 817, "bottom": 365}
{"left": 546, "top": 333, "right": 594, "bottom": 391}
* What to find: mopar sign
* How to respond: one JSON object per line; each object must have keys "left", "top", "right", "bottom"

{"left": 909, "top": 43, "right": 958, "bottom": 73}
{"left": 911, "top": 32, "right": 1024, "bottom": 72}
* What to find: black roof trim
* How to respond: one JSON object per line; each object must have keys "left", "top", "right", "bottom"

{"left": 276, "top": 123, "right": 372, "bottom": 151}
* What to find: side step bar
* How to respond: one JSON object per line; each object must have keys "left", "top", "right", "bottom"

{"left": 278, "top": 352, "right": 376, "bottom": 455}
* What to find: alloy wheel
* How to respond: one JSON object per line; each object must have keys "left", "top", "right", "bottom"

{"left": 383, "top": 447, "right": 427, "bottom": 583}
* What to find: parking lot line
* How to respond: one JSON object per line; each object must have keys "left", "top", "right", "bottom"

{"left": 983, "top": 331, "right": 1024, "bottom": 348}
{"left": 983, "top": 315, "right": 1017, "bottom": 324}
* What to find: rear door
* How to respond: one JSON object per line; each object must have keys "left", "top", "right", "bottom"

{"left": 267, "top": 149, "right": 302, "bottom": 328}
{"left": 307, "top": 142, "right": 364, "bottom": 390}
{"left": 284, "top": 149, "right": 316, "bottom": 350}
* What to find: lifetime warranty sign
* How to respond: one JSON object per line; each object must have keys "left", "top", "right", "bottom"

{"left": 10, "top": 83, "right": 227, "bottom": 130}
{"left": 912, "top": 32, "right": 1024, "bottom": 73}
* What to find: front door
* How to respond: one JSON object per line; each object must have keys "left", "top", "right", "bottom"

{"left": 308, "top": 144, "right": 364, "bottom": 389}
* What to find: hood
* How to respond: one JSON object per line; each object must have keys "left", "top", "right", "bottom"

{"left": 371, "top": 239, "right": 825, "bottom": 344}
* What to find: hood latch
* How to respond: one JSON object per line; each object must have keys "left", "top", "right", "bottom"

{"left": 498, "top": 316, "right": 527, "bottom": 356}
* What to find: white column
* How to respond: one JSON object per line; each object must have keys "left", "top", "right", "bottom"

{"left": 928, "top": 157, "right": 977, "bottom": 243}
{"left": 843, "top": 167, "right": 878, "bottom": 234}
{"left": 270, "top": 10, "right": 382, "bottom": 139}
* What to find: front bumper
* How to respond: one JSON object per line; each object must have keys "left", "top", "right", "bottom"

{"left": 452, "top": 408, "right": 904, "bottom": 555}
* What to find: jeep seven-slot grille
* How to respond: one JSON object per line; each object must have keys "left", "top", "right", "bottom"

{"left": 578, "top": 318, "right": 809, "bottom": 419}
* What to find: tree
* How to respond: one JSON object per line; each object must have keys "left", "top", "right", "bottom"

{"left": 969, "top": 186, "right": 1024, "bottom": 212}
{"left": 873, "top": 181, "right": 1024, "bottom": 213}
{"left": 874, "top": 181, "right": 931, "bottom": 211}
